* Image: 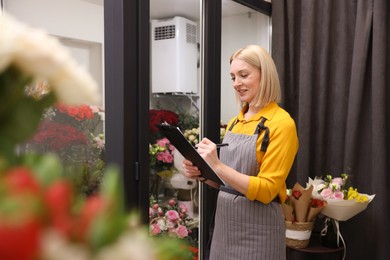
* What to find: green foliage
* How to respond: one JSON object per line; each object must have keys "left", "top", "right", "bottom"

{"left": 177, "top": 112, "right": 199, "bottom": 131}
{"left": 0, "top": 66, "right": 56, "bottom": 170}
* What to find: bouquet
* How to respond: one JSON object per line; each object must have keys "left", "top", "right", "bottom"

{"left": 308, "top": 174, "right": 375, "bottom": 221}
{"left": 281, "top": 182, "right": 327, "bottom": 223}
{"left": 281, "top": 183, "right": 327, "bottom": 249}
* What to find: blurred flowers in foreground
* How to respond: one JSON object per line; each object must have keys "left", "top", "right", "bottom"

{"left": 0, "top": 13, "right": 99, "bottom": 169}
{"left": 0, "top": 157, "right": 191, "bottom": 260}
{"left": 0, "top": 14, "right": 191, "bottom": 259}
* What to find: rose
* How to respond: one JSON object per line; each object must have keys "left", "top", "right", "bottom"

{"left": 166, "top": 210, "right": 180, "bottom": 222}
{"left": 151, "top": 223, "right": 161, "bottom": 235}
{"left": 320, "top": 188, "right": 334, "bottom": 199}
{"left": 292, "top": 189, "right": 302, "bottom": 199}
{"left": 310, "top": 198, "right": 326, "bottom": 208}
{"left": 176, "top": 225, "right": 189, "bottom": 238}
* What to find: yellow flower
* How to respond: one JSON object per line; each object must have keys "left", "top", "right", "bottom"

{"left": 347, "top": 187, "right": 368, "bottom": 202}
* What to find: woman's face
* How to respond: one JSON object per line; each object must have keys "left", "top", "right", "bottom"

{"left": 230, "top": 58, "right": 261, "bottom": 105}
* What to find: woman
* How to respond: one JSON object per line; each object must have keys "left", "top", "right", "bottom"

{"left": 183, "top": 45, "right": 298, "bottom": 259}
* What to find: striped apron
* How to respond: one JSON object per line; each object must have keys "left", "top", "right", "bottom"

{"left": 209, "top": 119, "right": 286, "bottom": 260}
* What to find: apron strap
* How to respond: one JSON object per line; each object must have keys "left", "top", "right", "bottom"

{"left": 228, "top": 117, "right": 238, "bottom": 131}
{"left": 255, "top": 117, "right": 270, "bottom": 152}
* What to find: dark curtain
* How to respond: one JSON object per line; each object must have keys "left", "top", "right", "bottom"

{"left": 272, "top": 0, "right": 390, "bottom": 259}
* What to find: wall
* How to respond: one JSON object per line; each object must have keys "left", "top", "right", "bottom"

{"left": 220, "top": 11, "right": 271, "bottom": 124}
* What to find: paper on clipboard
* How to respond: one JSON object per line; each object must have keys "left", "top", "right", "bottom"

{"left": 157, "top": 123, "right": 224, "bottom": 185}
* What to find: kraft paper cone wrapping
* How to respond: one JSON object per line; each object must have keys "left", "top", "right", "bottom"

{"left": 307, "top": 200, "right": 327, "bottom": 222}
{"left": 280, "top": 203, "right": 295, "bottom": 221}
{"left": 291, "top": 183, "right": 313, "bottom": 222}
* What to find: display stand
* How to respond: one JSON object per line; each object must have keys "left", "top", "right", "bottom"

{"left": 286, "top": 233, "right": 344, "bottom": 260}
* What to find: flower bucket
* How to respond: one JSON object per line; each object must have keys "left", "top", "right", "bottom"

{"left": 285, "top": 221, "right": 314, "bottom": 249}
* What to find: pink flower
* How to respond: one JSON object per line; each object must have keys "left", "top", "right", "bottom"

{"left": 331, "top": 177, "right": 344, "bottom": 186}
{"left": 168, "top": 144, "right": 175, "bottom": 151}
{"left": 176, "top": 225, "right": 189, "bottom": 238}
{"left": 163, "top": 151, "right": 173, "bottom": 163}
{"left": 320, "top": 188, "right": 333, "bottom": 199}
{"left": 165, "top": 210, "right": 179, "bottom": 221}
{"left": 179, "top": 204, "right": 188, "bottom": 214}
{"left": 333, "top": 190, "right": 344, "bottom": 199}
{"left": 156, "top": 138, "right": 170, "bottom": 147}
{"left": 150, "top": 223, "right": 161, "bottom": 235}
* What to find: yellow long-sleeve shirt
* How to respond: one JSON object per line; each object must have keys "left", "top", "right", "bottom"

{"left": 226, "top": 102, "right": 299, "bottom": 204}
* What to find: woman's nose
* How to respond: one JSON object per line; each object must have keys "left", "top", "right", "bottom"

{"left": 234, "top": 78, "right": 242, "bottom": 87}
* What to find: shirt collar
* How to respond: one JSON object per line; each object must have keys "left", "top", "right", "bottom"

{"left": 237, "top": 102, "right": 279, "bottom": 122}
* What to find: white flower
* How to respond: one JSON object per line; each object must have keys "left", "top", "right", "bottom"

{"left": 0, "top": 14, "right": 100, "bottom": 105}
{"left": 94, "top": 230, "right": 157, "bottom": 260}
{"left": 40, "top": 229, "right": 91, "bottom": 260}
{"left": 307, "top": 177, "right": 326, "bottom": 198}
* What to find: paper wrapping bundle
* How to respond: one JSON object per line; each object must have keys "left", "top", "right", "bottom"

{"left": 281, "top": 183, "right": 327, "bottom": 223}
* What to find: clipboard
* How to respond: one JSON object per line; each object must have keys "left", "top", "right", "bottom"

{"left": 157, "top": 123, "right": 224, "bottom": 185}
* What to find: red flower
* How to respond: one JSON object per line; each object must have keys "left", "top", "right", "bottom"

{"left": 2, "top": 167, "right": 41, "bottom": 195}
{"left": 292, "top": 189, "right": 302, "bottom": 199}
{"left": 0, "top": 218, "right": 41, "bottom": 260}
{"left": 149, "top": 109, "right": 179, "bottom": 133}
{"left": 32, "top": 121, "right": 87, "bottom": 150}
{"left": 72, "top": 195, "right": 106, "bottom": 242}
{"left": 44, "top": 180, "right": 74, "bottom": 236}
{"left": 56, "top": 103, "right": 94, "bottom": 121}
{"left": 310, "top": 198, "right": 326, "bottom": 208}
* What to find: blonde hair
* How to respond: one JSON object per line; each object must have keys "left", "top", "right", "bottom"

{"left": 230, "top": 45, "right": 281, "bottom": 109}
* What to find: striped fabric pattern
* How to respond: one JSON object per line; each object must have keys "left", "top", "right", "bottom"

{"left": 209, "top": 131, "right": 286, "bottom": 260}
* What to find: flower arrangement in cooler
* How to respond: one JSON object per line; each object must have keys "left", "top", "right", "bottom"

{"left": 149, "top": 196, "right": 198, "bottom": 259}
{"left": 308, "top": 173, "right": 375, "bottom": 221}
{"left": 183, "top": 128, "right": 200, "bottom": 146}
{"left": 149, "top": 109, "right": 179, "bottom": 143}
{"left": 149, "top": 137, "right": 175, "bottom": 173}
{"left": 24, "top": 101, "right": 105, "bottom": 195}
{"left": 183, "top": 126, "right": 227, "bottom": 147}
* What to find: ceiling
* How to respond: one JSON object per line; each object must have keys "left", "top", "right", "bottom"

{"left": 79, "top": 0, "right": 254, "bottom": 21}
{"left": 150, "top": 0, "right": 254, "bottom": 21}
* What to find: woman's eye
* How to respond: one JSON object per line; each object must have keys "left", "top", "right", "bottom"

{"left": 230, "top": 77, "right": 235, "bottom": 81}
{"left": 241, "top": 74, "right": 248, "bottom": 78}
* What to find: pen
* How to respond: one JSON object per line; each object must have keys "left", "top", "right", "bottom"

{"left": 216, "top": 143, "right": 229, "bottom": 148}
{"left": 195, "top": 143, "right": 229, "bottom": 149}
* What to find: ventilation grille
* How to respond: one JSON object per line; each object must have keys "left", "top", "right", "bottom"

{"left": 186, "top": 23, "right": 196, "bottom": 44}
{"left": 154, "top": 25, "right": 176, "bottom": 40}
